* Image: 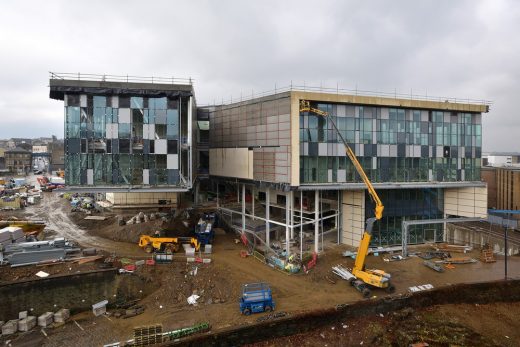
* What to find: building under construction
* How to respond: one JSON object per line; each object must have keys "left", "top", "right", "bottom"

{"left": 206, "top": 88, "right": 490, "bottom": 258}
{"left": 49, "top": 73, "right": 490, "bottom": 255}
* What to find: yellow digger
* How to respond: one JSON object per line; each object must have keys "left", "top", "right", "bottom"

{"left": 138, "top": 235, "right": 200, "bottom": 253}
{"left": 300, "top": 100, "right": 394, "bottom": 297}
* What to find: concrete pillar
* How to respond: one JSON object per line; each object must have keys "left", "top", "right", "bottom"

{"left": 252, "top": 187, "right": 255, "bottom": 219}
{"left": 216, "top": 183, "right": 219, "bottom": 208}
{"left": 188, "top": 96, "right": 193, "bottom": 185}
{"left": 266, "top": 190, "right": 270, "bottom": 247}
{"left": 315, "top": 190, "right": 319, "bottom": 253}
{"left": 286, "top": 192, "right": 290, "bottom": 259}
{"left": 290, "top": 191, "right": 294, "bottom": 239}
{"left": 300, "top": 190, "right": 303, "bottom": 258}
{"left": 242, "top": 184, "right": 246, "bottom": 233}
{"left": 443, "top": 212, "right": 447, "bottom": 242}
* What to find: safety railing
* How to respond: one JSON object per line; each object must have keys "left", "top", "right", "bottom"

{"left": 49, "top": 72, "right": 193, "bottom": 85}
{"left": 203, "top": 83, "right": 493, "bottom": 107}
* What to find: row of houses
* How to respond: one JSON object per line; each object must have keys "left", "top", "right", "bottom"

{"left": 0, "top": 138, "right": 64, "bottom": 175}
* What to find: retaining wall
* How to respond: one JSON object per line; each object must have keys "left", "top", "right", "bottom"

{"left": 0, "top": 269, "right": 146, "bottom": 321}
{"left": 173, "top": 279, "right": 520, "bottom": 347}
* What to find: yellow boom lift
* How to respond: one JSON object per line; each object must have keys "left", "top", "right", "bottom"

{"left": 300, "top": 100, "right": 394, "bottom": 297}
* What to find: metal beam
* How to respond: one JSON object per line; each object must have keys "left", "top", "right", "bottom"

{"left": 401, "top": 217, "right": 484, "bottom": 257}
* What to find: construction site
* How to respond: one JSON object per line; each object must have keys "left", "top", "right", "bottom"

{"left": 0, "top": 73, "right": 519, "bottom": 347}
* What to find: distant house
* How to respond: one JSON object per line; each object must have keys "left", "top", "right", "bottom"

{"left": 5, "top": 147, "right": 31, "bottom": 175}
{"left": 49, "top": 141, "right": 65, "bottom": 172}
{"left": 482, "top": 152, "right": 520, "bottom": 167}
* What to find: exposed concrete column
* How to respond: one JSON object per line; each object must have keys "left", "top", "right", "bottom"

{"left": 242, "top": 184, "right": 246, "bottom": 233}
{"left": 216, "top": 183, "right": 219, "bottom": 208}
{"left": 315, "top": 190, "right": 319, "bottom": 253}
{"left": 290, "top": 191, "right": 294, "bottom": 239}
{"left": 252, "top": 187, "right": 255, "bottom": 220}
{"left": 266, "top": 190, "right": 270, "bottom": 247}
{"left": 300, "top": 190, "right": 303, "bottom": 258}
{"left": 443, "top": 212, "right": 447, "bottom": 242}
{"left": 285, "top": 192, "right": 290, "bottom": 259}
{"left": 188, "top": 96, "right": 193, "bottom": 186}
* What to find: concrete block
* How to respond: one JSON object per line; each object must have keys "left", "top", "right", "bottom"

{"left": 18, "top": 316, "right": 36, "bottom": 332}
{"left": 54, "top": 308, "right": 70, "bottom": 323}
{"left": 38, "top": 312, "right": 54, "bottom": 327}
{"left": 19, "top": 311, "right": 28, "bottom": 319}
{"left": 2, "top": 320, "right": 18, "bottom": 335}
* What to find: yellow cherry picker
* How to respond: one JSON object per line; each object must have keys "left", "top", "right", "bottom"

{"left": 300, "top": 100, "right": 394, "bottom": 297}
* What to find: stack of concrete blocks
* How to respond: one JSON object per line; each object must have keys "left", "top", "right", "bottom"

{"left": 92, "top": 300, "right": 108, "bottom": 317}
{"left": 38, "top": 312, "right": 54, "bottom": 327}
{"left": 53, "top": 308, "right": 70, "bottom": 323}
{"left": 18, "top": 316, "right": 36, "bottom": 332}
{"left": 8, "top": 227, "right": 24, "bottom": 243}
{"left": 0, "top": 226, "right": 24, "bottom": 246}
{"left": 1, "top": 320, "right": 18, "bottom": 335}
{"left": 0, "top": 229, "right": 11, "bottom": 247}
{"left": 183, "top": 244, "right": 195, "bottom": 257}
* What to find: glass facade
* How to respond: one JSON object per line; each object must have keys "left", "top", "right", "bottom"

{"left": 64, "top": 94, "right": 186, "bottom": 186}
{"left": 299, "top": 102, "right": 482, "bottom": 184}
{"left": 365, "top": 188, "right": 444, "bottom": 246}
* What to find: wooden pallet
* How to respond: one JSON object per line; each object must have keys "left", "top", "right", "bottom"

{"left": 480, "top": 249, "right": 496, "bottom": 263}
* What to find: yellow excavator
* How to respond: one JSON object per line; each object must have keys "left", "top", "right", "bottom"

{"left": 300, "top": 100, "right": 394, "bottom": 297}
{"left": 138, "top": 235, "right": 200, "bottom": 253}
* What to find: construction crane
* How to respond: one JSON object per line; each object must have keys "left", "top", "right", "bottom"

{"left": 299, "top": 100, "right": 394, "bottom": 297}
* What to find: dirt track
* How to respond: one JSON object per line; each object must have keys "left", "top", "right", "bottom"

{"left": 24, "top": 192, "right": 143, "bottom": 257}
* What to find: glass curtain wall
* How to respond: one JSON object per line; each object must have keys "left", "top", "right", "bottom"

{"left": 365, "top": 188, "right": 444, "bottom": 246}
{"left": 64, "top": 94, "right": 182, "bottom": 186}
{"left": 299, "top": 102, "right": 482, "bottom": 184}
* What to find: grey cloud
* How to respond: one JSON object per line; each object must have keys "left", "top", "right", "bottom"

{"left": 0, "top": 0, "right": 518, "bottom": 151}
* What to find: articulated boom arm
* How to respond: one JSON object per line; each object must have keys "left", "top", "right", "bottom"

{"left": 299, "top": 100, "right": 384, "bottom": 220}
{"left": 300, "top": 100, "right": 392, "bottom": 292}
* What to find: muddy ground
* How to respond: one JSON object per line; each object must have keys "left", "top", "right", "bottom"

{"left": 1, "top": 193, "right": 520, "bottom": 346}
{"left": 249, "top": 302, "right": 520, "bottom": 347}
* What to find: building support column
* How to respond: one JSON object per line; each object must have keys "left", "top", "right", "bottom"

{"left": 216, "top": 183, "right": 219, "bottom": 208}
{"left": 290, "top": 191, "right": 294, "bottom": 239}
{"left": 300, "top": 190, "right": 303, "bottom": 258}
{"left": 266, "top": 190, "right": 270, "bottom": 247}
{"left": 252, "top": 187, "right": 255, "bottom": 220}
{"left": 443, "top": 212, "right": 447, "bottom": 242}
{"left": 315, "top": 190, "right": 319, "bottom": 253}
{"left": 286, "top": 192, "right": 290, "bottom": 259}
{"left": 187, "top": 96, "right": 193, "bottom": 186}
{"left": 242, "top": 184, "right": 246, "bottom": 233}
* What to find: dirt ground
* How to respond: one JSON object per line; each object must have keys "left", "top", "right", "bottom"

{"left": 249, "top": 302, "right": 520, "bottom": 347}
{"left": 1, "top": 193, "right": 520, "bottom": 346}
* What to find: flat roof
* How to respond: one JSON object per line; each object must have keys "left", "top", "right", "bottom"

{"left": 49, "top": 72, "right": 193, "bottom": 101}
{"left": 291, "top": 90, "right": 489, "bottom": 113}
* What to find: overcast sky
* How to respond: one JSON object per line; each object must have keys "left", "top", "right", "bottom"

{"left": 0, "top": 0, "right": 518, "bottom": 151}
